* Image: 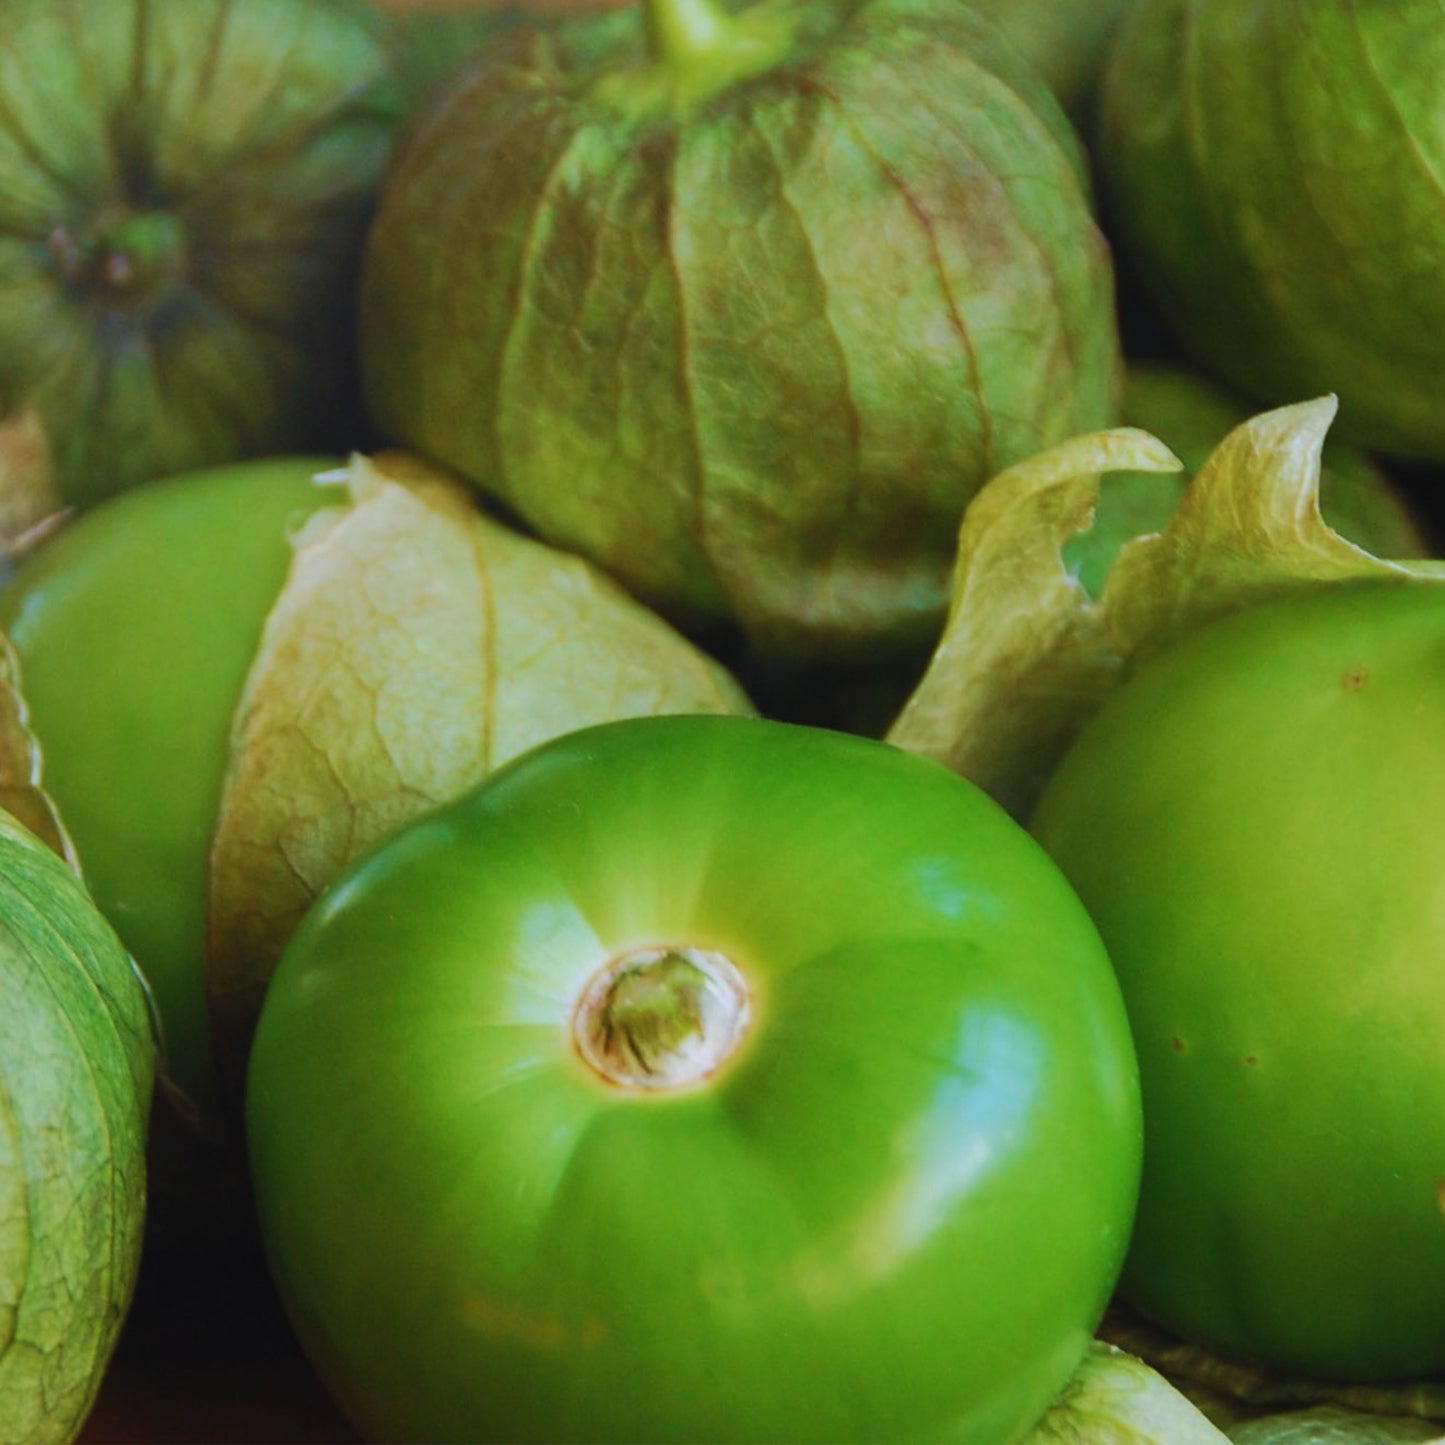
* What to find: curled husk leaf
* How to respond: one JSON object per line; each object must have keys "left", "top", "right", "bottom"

{"left": 886, "top": 426, "right": 1182, "bottom": 817}
{"left": 206, "top": 451, "right": 751, "bottom": 1089}
{"left": 0, "top": 0, "right": 401, "bottom": 506}
{"left": 1022, "top": 1342, "right": 1229, "bottom": 1444}
{"left": 892, "top": 397, "right": 1445, "bottom": 1436}
{"left": 1067, "top": 362, "right": 1432, "bottom": 597}
{"left": 888, "top": 395, "right": 1443, "bottom": 818}
{"left": 0, "top": 718, "right": 154, "bottom": 1439}
{"left": 362, "top": 0, "right": 1120, "bottom": 659}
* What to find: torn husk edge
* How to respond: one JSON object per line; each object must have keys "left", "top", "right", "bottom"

{"left": 886, "top": 426, "right": 1181, "bottom": 816}
{"left": 888, "top": 397, "right": 1445, "bottom": 819}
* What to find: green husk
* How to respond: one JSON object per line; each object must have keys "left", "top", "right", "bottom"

{"left": 0, "top": 0, "right": 402, "bottom": 506}
{"left": 1065, "top": 362, "right": 1432, "bottom": 597}
{"left": 0, "top": 671, "right": 155, "bottom": 1440}
{"left": 205, "top": 450, "right": 752, "bottom": 1094}
{"left": 362, "top": 0, "right": 1120, "bottom": 659}
{"left": 888, "top": 395, "right": 1443, "bottom": 818}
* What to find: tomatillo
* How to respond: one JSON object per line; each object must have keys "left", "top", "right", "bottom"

{"left": 1032, "top": 581, "right": 1445, "bottom": 1381}
{"left": 0, "top": 455, "right": 343, "bottom": 1115}
{"left": 247, "top": 714, "right": 1142, "bottom": 1444}
{"left": 0, "top": 450, "right": 748, "bottom": 1145}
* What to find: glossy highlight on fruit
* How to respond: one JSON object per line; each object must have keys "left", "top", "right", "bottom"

{"left": 248, "top": 714, "right": 1142, "bottom": 1444}
{"left": 0, "top": 451, "right": 750, "bottom": 1130}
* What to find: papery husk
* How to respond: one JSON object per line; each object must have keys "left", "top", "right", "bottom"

{"left": 206, "top": 451, "right": 750, "bottom": 1093}
{"left": 890, "top": 398, "right": 1445, "bottom": 1440}
{"left": 1102, "top": 1309, "right": 1445, "bottom": 1442}
{"left": 0, "top": 409, "right": 67, "bottom": 586}
{"left": 1023, "top": 1341, "right": 1229, "bottom": 1444}
{"left": 0, "top": 808, "right": 154, "bottom": 1442}
{"left": 1227, "top": 1408, "right": 1445, "bottom": 1443}
{"left": 888, "top": 396, "right": 1443, "bottom": 819}
{"left": 361, "top": 0, "right": 1120, "bottom": 660}
{"left": 886, "top": 427, "right": 1181, "bottom": 817}
{"left": 1067, "top": 362, "right": 1433, "bottom": 599}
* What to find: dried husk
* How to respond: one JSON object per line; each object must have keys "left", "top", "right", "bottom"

{"left": 206, "top": 450, "right": 751, "bottom": 1091}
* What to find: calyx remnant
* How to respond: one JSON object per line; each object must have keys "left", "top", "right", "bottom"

{"left": 573, "top": 945, "right": 751, "bottom": 1091}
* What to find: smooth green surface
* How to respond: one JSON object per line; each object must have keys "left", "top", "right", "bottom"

{"left": 249, "top": 715, "right": 1142, "bottom": 1444}
{"left": 0, "top": 457, "right": 342, "bottom": 1111}
{"left": 362, "top": 0, "right": 1118, "bottom": 658}
{"left": 1032, "top": 582, "right": 1445, "bottom": 1380}
{"left": 0, "top": 809, "right": 155, "bottom": 1440}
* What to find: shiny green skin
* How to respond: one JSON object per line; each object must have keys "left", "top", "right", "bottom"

{"left": 0, "top": 458, "right": 341, "bottom": 1113}
{"left": 362, "top": 0, "right": 1119, "bottom": 659}
{"left": 1065, "top": 362, "right": 1433, "bottom": 597}
{"left": 1099, "top": 0, "right": 1445, "bottom": 459}
{"left": 0, "top": 0, "right": 398, "bottom": 506}
{"left": 248, "top": 715, "right": 1142, "bottom": 1444}
{"left": 1032, "top": 583, "right": 1445, "bottom": 1380}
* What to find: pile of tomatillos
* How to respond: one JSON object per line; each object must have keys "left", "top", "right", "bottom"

{"left": 2, "top": 1, "right": 1445, "bottom": 1442}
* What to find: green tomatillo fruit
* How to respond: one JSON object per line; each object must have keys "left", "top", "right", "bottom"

{"left": 361, "top": 0, "right": 1121, "bottom": 660}
{"left": 0, "top": 793, "right": 156, "bottom": 1441}
{"left": 0, "top": 0, "right": 402, "bottom": 507}
{"left": 0, "top": 455, "right": 343, "bottom": 1127}
{"left": 0, "top": 451, "right": 749, "bottom": 1165}
{"left": 247, "top": 714, "right": 1143, "bottom": 1444}
{"left": 1098, "top": 0, "right": 1445, "bottom": 459}
{"left": 1031, "top": 581, "right": 1445, "bottom": 1381}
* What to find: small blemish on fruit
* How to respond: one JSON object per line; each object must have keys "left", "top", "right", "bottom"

{"left": 1169, "top": 1036, "right": 1186, "bottom": 1053}
{"left": 1243, "top": 1054, "right": 1258, "bottom": 1067}
{"left": 1342, "top": 666, "right": 1368, "bottom": 691}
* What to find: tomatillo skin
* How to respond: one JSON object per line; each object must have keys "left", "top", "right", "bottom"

{"left": 247, "top": 715, "right": 1142, "bottom": 1445}
{"left": 1032, "top": 582, "right": 1445, "bottom": 1381}
{"left": 0, "top": 457, "right": 341, "bottom": 1112}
